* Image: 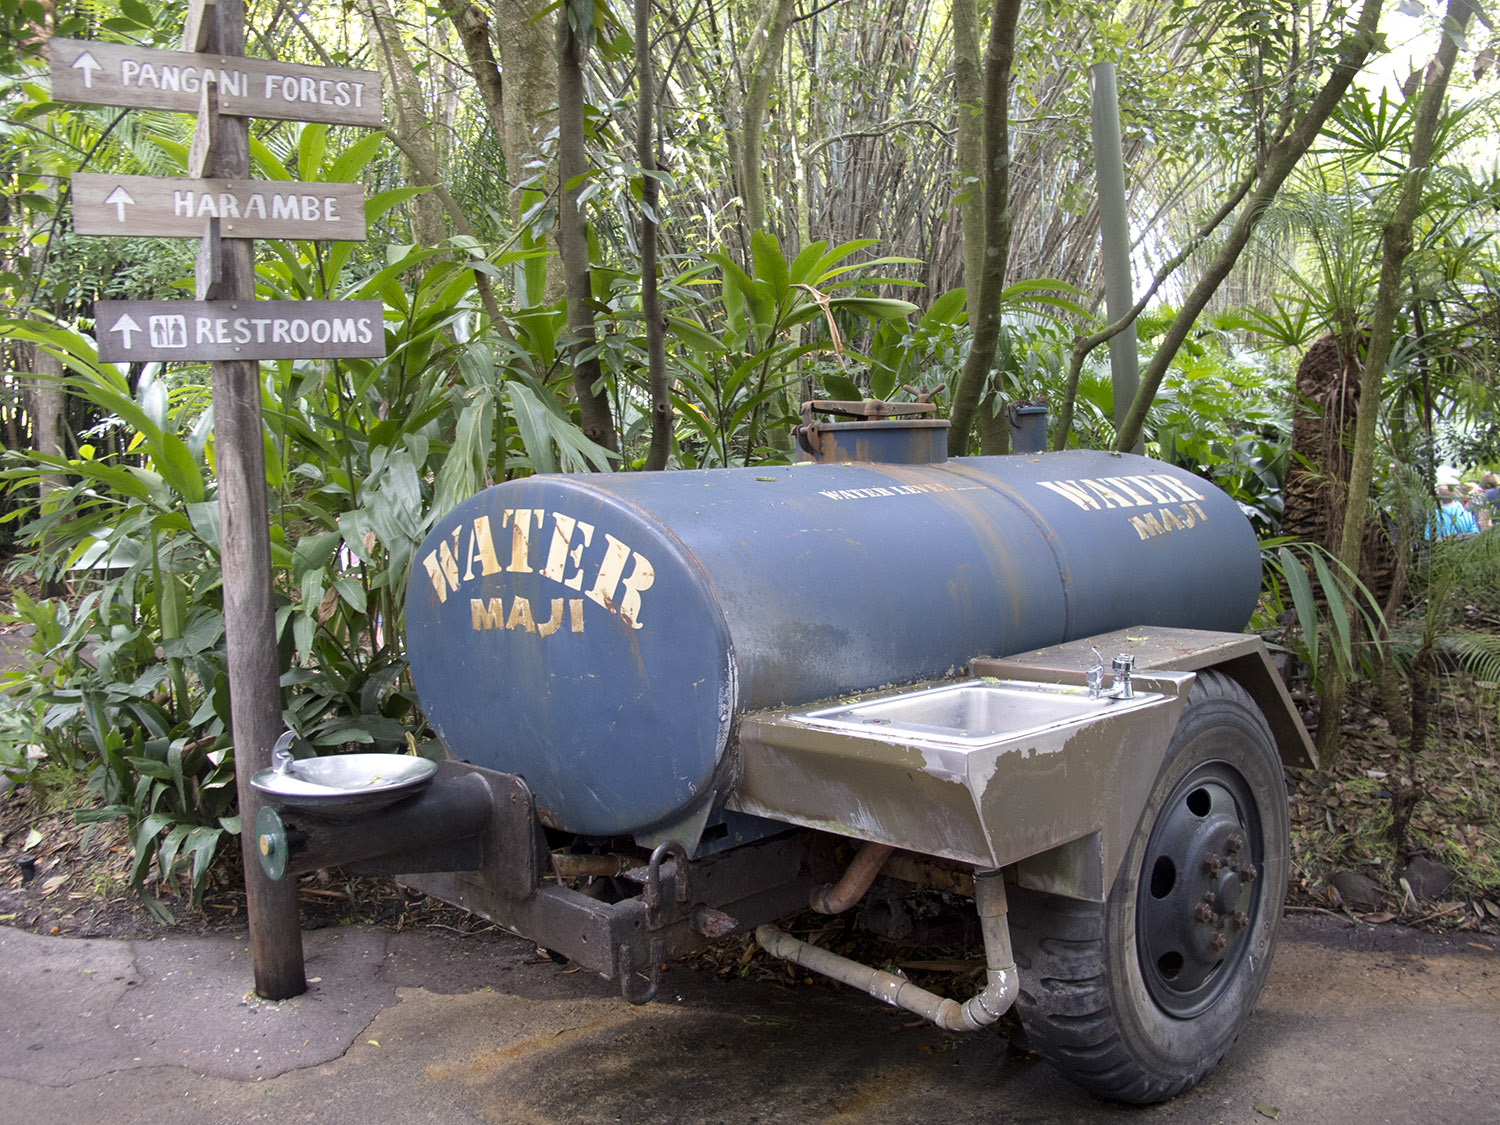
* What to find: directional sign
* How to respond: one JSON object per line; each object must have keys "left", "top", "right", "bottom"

{"left": 97, "top": 300, "right": 386, "bottom": 362}
{"left": 49, "top": 39, "right": 381, "bottom": 127}
{"left": 73, "top": 174, "right": 366, "bottom": 240}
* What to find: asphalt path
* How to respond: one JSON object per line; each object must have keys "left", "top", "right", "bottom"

{"left": 1, "top": 913, "right": 1495, "bottom": 1124}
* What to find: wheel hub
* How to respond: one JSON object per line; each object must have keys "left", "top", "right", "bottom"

{"left": 1137, "top": 760, "right": 1264, "bottom": 1018}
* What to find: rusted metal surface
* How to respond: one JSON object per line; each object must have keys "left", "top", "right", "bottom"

{"left": 971, "top": 626, "right": 1316, "bottom": 769}
{"left": 730, "top": 671, "right": 1194, "bottom": 901}
{"left": 402, "top": 830, "right": 839, "bottom": 981}
{"left": 793, "top": 398, "right": 951, "bottom": 465}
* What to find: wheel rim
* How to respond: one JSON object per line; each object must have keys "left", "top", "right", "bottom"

{"left": 1136, "top": 758, "right": 1264, "bottom": 1019}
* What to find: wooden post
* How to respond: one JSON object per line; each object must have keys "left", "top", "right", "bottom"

{"left": 202, "top": 0, "right": 306, "bottom": 1000}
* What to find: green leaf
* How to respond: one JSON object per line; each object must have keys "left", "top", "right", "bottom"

{"left": 822, "top": 373, "right": 863, "bottom": 400}
{"left": 155, "top": 434, "right": 205, "bottom": 504}
{"left": 751, "top": 230, "right": 790, "bottom": 300}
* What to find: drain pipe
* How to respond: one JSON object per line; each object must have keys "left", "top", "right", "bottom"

{"left": 809, "top": 841, "right": 894, "bottom": 914}
{"left": 757, "top": 870, "right": 1018, "bottom": 1033}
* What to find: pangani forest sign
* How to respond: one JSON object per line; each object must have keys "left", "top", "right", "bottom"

{"left": 49, "top": 38, "right": 381, "bottom": 125}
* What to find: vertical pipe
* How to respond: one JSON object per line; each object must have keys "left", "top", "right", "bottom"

{"left": 208, "top": 0, "right": 307, "bottom": 1000}
{"left": 1089, "top": 62, "right": 1142, "bottom": 455}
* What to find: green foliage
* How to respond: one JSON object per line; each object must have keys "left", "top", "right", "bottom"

{"left": 666, "top": 233, "right": 919, "bottom": 465}
{"left": 1257, "top": 539, "right": 1385, "bottom": 694}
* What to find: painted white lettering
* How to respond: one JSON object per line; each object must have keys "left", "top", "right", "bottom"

{"left": 542, "top": 513, "right": 594, "bottom": 588}
{"left": 1082, "top": 478, "right": 1132, "bottom": 509}
{"left": 174, "top": 190, "right": 193, "bottom": 218}
{"left": 1037, "top": 480, "right": 1101, "bottom": 510}
{"left": 506, "top": 597, "right": 537, "bottom": 633}
{"left": 195, "top": 317, "right": 215, "bottom": 344}
{"left": 245, "top": 194, "right": 267, "bottom": 219}
{"left": 471, "top": 597, "right": 504, "bottom": 630}
{"left": 1129, "top": 512, "right": 1165, "bottom": 540}
{"left": 503, "top": 508, "right": 539, "bottom": 573}
{"left": 273, "top": 320, "right": 291, "bottom": 344}
{"left": 464, "top": 515, "right": 502, "bottom": 582}
{"left": 1124, "top": 475, "right": 1173, "bottom": 504}
{"left": 1101, "top": 476, "right": 1150, "bottom": 506}
{"left": 272, "top": 194, "right": 300, "bottom": 221}
{"left": 422, "top": 532, "right": 461, "bottom": 603}
{"left": 585, "top": 535, "right": 654, "bottom": 628}
{"left": 537, "top": 598, "right": 565, "bottom": 637}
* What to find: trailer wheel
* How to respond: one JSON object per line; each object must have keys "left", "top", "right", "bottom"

{"left": 1010, "top": 671, "right": 1289, "bottom": 1104}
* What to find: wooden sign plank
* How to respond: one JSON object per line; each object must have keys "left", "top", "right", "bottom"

{"left": 97, "top": 300, "right": 386, "bottom": 362}
{"left": 181, "top": 0, "right": 216, "bottom": 53}
{"left": 187, "top": 75, "right": 220, "bottom": 179}
{"left": 72, "top": 174, "right": 367, "bottom": 240}
{"left": 49, "top": 38, "right": 382, "bottom": 127}
{"left": 195, "top": 218, "right": 223, "bottom": 300}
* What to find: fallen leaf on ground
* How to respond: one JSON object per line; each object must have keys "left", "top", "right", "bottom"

{"left": 1254, "top": 1100, "right": 1282, "bottom": 1120}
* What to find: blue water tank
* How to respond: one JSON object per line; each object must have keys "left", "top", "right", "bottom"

{"left": 404, "top": 451, "right": 1260, "bottom": 839}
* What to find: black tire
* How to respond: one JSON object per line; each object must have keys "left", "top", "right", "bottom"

{"left": 1010, "top": 671, "right": 1289, "bottom": 1104}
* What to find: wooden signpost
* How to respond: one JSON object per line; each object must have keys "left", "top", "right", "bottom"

{"left": 96, "top": 300, "right": 386, "bottom": 362}
{"left": 72, "top": 174, "right": 367, "bottom": 240}
{"left": 55, "top": 1, "right": 385, "bottom": 999}
{"left": 49, "top": 37, "right": 381, "bottom": 126}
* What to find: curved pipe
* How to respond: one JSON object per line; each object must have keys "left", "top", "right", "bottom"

{"left": 810, "top": 841, "right": 895, "bottom": 914}
{"left": 759, "top": 871, "right": 1018, "bottom": 1033}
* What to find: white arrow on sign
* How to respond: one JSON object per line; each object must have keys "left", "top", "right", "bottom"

{"left": 71, "top": 51, "right": 101, "bottom": 89}
{"left": 109, "top": 313, "right": 142, "bottom": 350}
{"left": 103, "top": 186, "right": 135, "bottom": 222}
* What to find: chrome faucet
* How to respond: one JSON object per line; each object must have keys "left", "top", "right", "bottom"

{"left": 1087, "top": 648, "right": 1134, "bottom": 701}
{"left": 270, "top": 730, "right": 297, "bottom": 774}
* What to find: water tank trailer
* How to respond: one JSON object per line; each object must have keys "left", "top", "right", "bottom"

{"left": 253, "top": 403, "right": 1312, "bottom": 1104}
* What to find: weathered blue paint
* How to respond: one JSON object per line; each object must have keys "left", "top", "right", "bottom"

{"left": 404, "top": 451, "right": 1259, "bottom": 840}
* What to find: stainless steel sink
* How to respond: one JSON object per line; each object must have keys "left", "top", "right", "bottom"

{"left": 790, "top": 678, "right": 1162, "bottom": 747}
{"left": 251, "top": 752, "right": 438, "bottom": 813}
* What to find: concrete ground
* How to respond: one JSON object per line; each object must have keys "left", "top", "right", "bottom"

{"left": 1, "top": 914, "right": 1496, "bottom": 1124}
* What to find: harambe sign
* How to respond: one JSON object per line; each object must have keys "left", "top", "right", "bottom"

{"left": 50, "top": 38, "right": 381, "bottom": 126}
{"left": 97, "top": 300, "right": 386, "bottom": 362}
{"left": 73, "top": 174, "right": 366, "bottom": 240}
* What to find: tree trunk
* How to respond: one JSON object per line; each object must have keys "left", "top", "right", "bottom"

{"left": 364, "top": 0, "right": 449, "bottom": 250}
{"left": 443, "top": 0, "right": 505, "bottom": 144}
{"left": 946, "top": 0, "right": 1022, "bottom": 457}
{"left": 638, "top": 0, "right": 671, "bottom": 470}
{"left": 1111, "top": 0, "right": 1384, "bottom": 454}
{"left": 953, "top": 0, "right": 1005, "bottom": 453}
{"left": 1319, "top": 0, "right": 1471, "bottom": 763}
{"left": 737, "top": 0, "right": 797, "bottom": 238}
{"left": 557, "top": 5, "right": 618, "bottom": 456}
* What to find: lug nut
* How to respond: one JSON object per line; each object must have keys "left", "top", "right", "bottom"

{"left": 1209, "top": 931, "right": 1228, "bottom": 953}
{"left": 1226, "top": 833, "right": 1245, "bottom": 855}
{"left": 1232, "top": 910, "right": 1249, "bottom": 931}
{"left": 1203, "top": 852, "right": 1222, "bottom": 873}
{"left": 1194, "top": 902, "right": 1215, "bottom": 924}
{"left": 1238, "top": 864, "right": 1258, "bottom": 883}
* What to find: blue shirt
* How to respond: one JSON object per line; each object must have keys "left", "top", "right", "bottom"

{"left": 1429, "top": 500, "right": 1479, "bottom": 538}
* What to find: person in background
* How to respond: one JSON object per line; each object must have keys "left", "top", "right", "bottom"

{"left": 1470, "top": 471, "right": 1499, "bottom": 531}
{"left": 1431, "top": 480, "right": 1479, "bottom": 537}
